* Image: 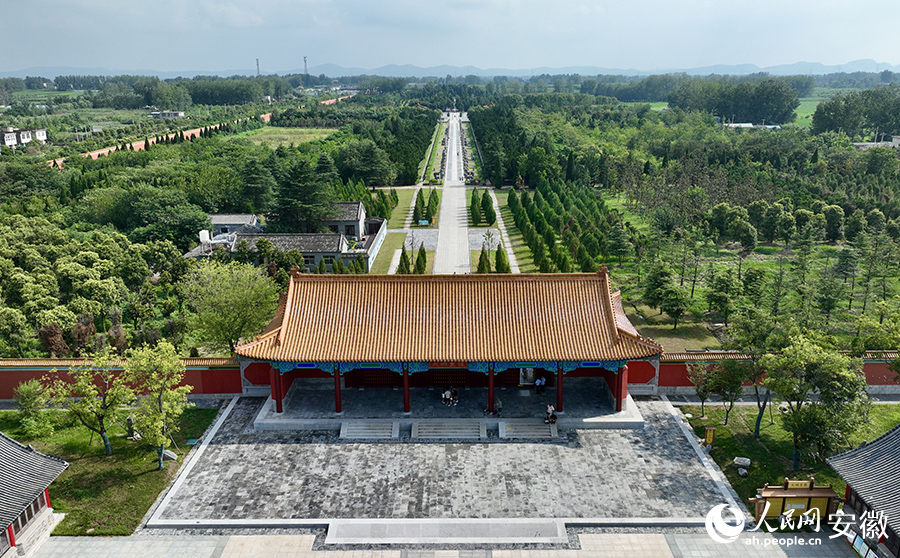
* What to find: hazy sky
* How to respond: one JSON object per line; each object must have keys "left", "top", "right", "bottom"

{"left": 5, "top": 0, "right": 900, "bottom": 74}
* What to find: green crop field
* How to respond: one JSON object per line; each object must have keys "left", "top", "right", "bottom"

{"left": 233, "top": 126, "right": 336, "bottom": 147}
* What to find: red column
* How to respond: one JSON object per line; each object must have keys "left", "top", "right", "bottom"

{"left": 7, "top": 524, "right": 15, "bottom": 549}
{"left": 487, "top": 366, "right": 495, "bottom": 413}
{"left": 269, "top": 367, "right": 283, "bottom": 414}
{"left": 614, "top": 367, "right": 624, "bottom": 412}
{"left": 334, "top": 371, "right": 342, "bottom": 413}
{"left": 44, "top": 488, "right": 51, "bottom": 509}
{"left": 556, "top": 366, "right": 564, "bottom": 412}
{"left": 403, "top": 368, "right": 410, "bottom": 413}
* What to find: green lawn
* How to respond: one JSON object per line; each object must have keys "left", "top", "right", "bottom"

{"left": 233, "top": 126, "right": 336, "bottom": 147}
{"left": 626, "top": 302, "right": 720, "bottom": 352}
{"left": 682, "top": 404, "right": 900, "bottom": 505}
{"left": 13, "top": 90, "right": 85, "bottom": 102}
{"left": 424, "top": 122, "right": 447, "bottom": 185}
{"left": 623, "top": 101, "right": 669, "bottom": 111}
{"left": 387, "top": 188, "right": 415, "bottom": 228}
{"left": 0, "top": 407, "right": 218, "bottom": 535}
{"left": 603, "top": 191, "right": 652, "bottom": 233}
{"left": 370, "top": 232, "right": 407, "bottom": 274}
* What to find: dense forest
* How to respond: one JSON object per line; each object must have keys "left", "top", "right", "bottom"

{"left": 0, "top": 96, "right": 436, "bottom": 358}
{"left": 467, "top": 91, "right": 900, "bottom": 353}
{"left": 2, "top": 72, "right": 900, "bottom": 361}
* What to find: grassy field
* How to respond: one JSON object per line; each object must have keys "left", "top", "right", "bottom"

{"left": 495, "top": 189, "right": 537, "bottom": 272}
{"left": 387, "top": 188, "right": 415, "bottom": 228}
{"left": 682, "top": 404, "right": 900, "bottom": 505}
{"left": 626, "top": 302, "right": 720, "bottom": 351}
{"left": 233, "top": 126, "right": 336, "bottom": 147}
{"left": 462, "top": 122, "right": 482, "bottom": 182}
{"left": 623, "top": 101, "right": 669, "bottom": 111}
{"left": 793, "top": 87, "right": 848, "bottom": 128}
{"left": 423, "top": 122, "right": 447, "bottom": 185}
{"left": 371, "top": 232, "right": 407, "bottom": 274}
{"left": 0, "top": 407, "right": 218, "bottom": 535}
{"left": 12, "top": 89, "right": 85, "bottom": 102}
{"left": 603, "top": 191, "right": 652, "bottom": 233}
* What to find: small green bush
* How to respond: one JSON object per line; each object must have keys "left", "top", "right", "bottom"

{"left": 14, "top": 379, "right": 54, "bottom": 437}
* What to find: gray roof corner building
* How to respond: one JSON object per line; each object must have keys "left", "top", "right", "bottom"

{"left": 334, "top": 201, "right": 364, "bottom": 221}
{"left": 827, "top": 422, "right": 900, "bottom": 535}
{"left": 0, "top": 431, "right": 68, "bottom": 530}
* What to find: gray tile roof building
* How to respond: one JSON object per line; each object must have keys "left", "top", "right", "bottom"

{"left": 0, "top": 432, "right": 68, "bottom": 530}
{"left": 238, "top": 233, "right": 348, "bottom": 254}
{"left": 333, "top": 202, "right": 364, "bottom": 222}
{"left": 827, "top": 423, "right": 900, "bottom": 535}
{"left": 209, "top": 214, "right": 259, "bottom": 226}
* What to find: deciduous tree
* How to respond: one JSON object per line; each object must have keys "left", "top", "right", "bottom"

{"left": 125, "top": 342, "right": 193, "bottom": 470}
{"left": 47, "top": 348, "right": 134, "bottom": 455}
{"left": 179, "top": 261, "right": 279, "bottom": 354}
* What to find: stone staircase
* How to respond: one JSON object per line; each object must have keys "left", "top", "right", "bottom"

{"left": 411, "top": 421, "right": 487, "bottom": 439}
{"left": 499, "top": 420, "right": 558, "bottom": 439}
{"left": 339, "top": 421, "right": 399, "bottom": 439}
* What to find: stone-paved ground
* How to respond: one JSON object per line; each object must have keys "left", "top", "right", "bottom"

{"left": 468, "top": 229, "right": 501, "bottom": 250}
{"left": 158, "top": 399, "right": 723, "bottom": 521}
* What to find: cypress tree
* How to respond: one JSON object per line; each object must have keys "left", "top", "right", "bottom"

{"left": 481, "top": 191, "right": 496, "bottom": 225}
{"left": 414, "top": 243, "right": 427, "bottom": 274}
{"left": 495, "top": 246, "right": 511, "bottom": 273}
{"left": 397, "top": 246, "right": 411, "bottom": 274}
{"left": 354, "top": 254, "right": 367, "bottom": 273}
{"left": 471, "top": 188, "right": 482, "bottom": 226}
{"left": 334, "top": 257, "right": 346, "bottom": 274}
{"left": 476, "top": 245, "right": 492, "bottom": 273}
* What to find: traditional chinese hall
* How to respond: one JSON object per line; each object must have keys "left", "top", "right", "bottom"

{"left": 236, "top": 267, "right": 662, "bottom": 420}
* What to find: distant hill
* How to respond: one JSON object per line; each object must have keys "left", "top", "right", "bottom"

{"left": 2, "top": 59, "right": 899, "bottom": 80}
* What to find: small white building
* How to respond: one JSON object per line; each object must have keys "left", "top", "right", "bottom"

{"left": 0, "top": 127, "right": 47, "bottom": 147}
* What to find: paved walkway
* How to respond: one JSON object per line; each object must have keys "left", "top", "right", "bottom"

{"left": 403, "top": 186, "right": 421, "bottom": 228}
{"left": 433, "top": 112, "right": 470, "bottom": 274}
{"left": 33, "top": 531, "right": 856, "bottom": 558}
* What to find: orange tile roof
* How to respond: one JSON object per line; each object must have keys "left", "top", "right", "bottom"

{"left": 236, "top": 268, "right": 662, "bottom": 363}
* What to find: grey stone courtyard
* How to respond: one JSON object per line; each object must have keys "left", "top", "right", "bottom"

{"left": 155, "top": 398, "right": 724, "bottom": 522}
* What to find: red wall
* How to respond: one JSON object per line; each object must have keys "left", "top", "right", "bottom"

{"left": 659, "top": 362, "right": 691, "bottom": 387}
{"left": 864, "top": 362, "right": 898, "bottom": 385}
{"left": 181, "top": 368, "right": 242, "bottom": 394}
{"left": 243, "top": 362, "right": 272, "bottom": 385}
{"left": 658, "top": 361, "right": 899, "bottom": 387}
{"left": 1, "top": 366, "right": 242, "bottom": 399}
{"left": 626, "top": 360, "right": 656, "bottom": 384}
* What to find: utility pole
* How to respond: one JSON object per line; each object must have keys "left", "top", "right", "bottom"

{"left": 304, "top": 56, "right": 308, "bottom": 75}
{"left": 256, "top": 58, "right": 260, "bottom": 76}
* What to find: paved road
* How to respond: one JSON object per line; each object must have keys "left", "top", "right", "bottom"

{"left": 433, "top": 112, "right": 470, "bottom": 274}
{"left": 33, "top": 531, "right": 856, "bottom": 558}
